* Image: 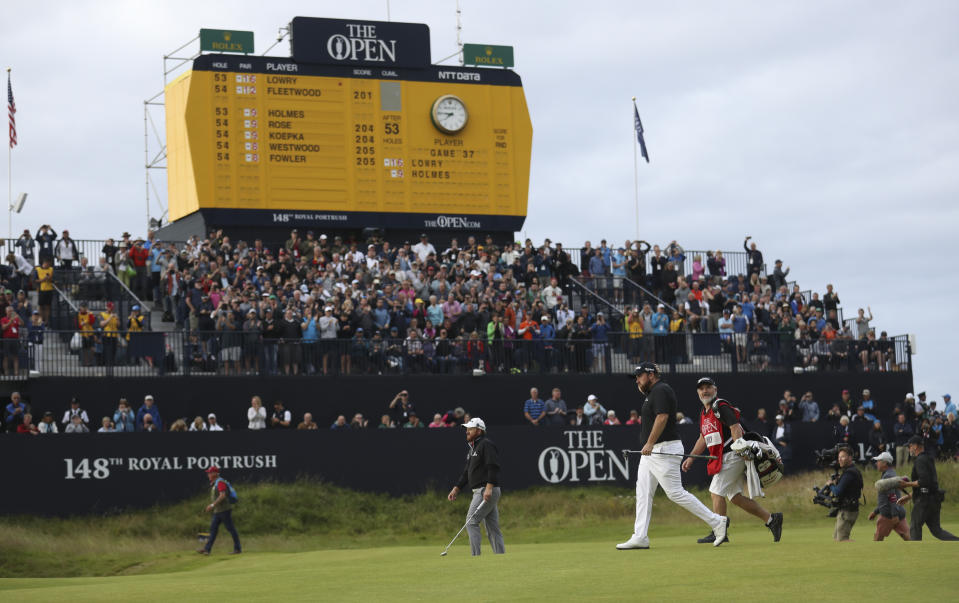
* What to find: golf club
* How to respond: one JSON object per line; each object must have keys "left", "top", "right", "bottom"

{"left": 440, "top": 500, "right": 485, "bottom": 556}
{"left": 621, "top": 449, "right": 718, "bottom": 462}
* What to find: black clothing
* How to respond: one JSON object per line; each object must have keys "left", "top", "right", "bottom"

{"left": 640, "top": 380, "right": 679, "bottom": 445}
{"left": 909, "top": 451, "right": 957, "bottom": 540}
{"left": 834, "top": 465, "right": 863, "bottom": 511}
{"left": 743, "top": 241, "right": 763, "bottom": 275}
{"left": 456, "top": 435, "right": 501, "bottom": 490}
{"left": 910, "top": 451, "right": 939, "bottom": 496}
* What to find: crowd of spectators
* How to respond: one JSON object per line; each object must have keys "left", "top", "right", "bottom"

{"left": 744, "top": 388, "right": 957, "bottom": 467}
{"left": 1, "top": 227, "right": 901, "bottom": 377}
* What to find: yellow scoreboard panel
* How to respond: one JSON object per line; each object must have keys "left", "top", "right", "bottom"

{"left": 166, "top": 54, "right": 532, "bottom": 231}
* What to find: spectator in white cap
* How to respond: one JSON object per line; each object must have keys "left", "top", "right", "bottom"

{"left": 869, "top": 451, "right": 910, "bottom": 541}
{"left": 583, "top": 394, "right": 606, "bottom": 426}
{"left": 207, "top": 413, "right": 224, "bottom": 432}
{"left": 447, "top": 417, "right": 505, "bottom": 555}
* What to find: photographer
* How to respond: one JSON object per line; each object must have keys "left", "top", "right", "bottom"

{"left": 897, "top": 435, "right": 959, "bottom": 541}
{"left": 829, "top": 446, "right": 863, "bottom": 541}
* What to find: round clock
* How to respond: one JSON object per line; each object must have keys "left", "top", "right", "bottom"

{"left": 430, "top": 95, "right": 468, "bottom": 134}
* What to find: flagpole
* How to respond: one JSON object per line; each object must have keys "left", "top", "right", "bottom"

{"left": 632, "top": 96, "right": 639, "bottom": 241}
{"left": 7, "top": 68, "right": 11, "bottom": 239}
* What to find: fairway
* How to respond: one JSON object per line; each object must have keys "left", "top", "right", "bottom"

{"left": 0, "top": 524, "right": 952, "bottom": 602}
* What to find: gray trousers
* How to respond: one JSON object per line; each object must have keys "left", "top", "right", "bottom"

{"left": 466, "top": 487, "right": 505, "bottom": 555}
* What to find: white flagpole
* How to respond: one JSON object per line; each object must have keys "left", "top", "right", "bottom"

{"left": 7, "top": 68, "right": 11, "bottom": 239}
{"left": 632, "top": 97, "right": 639, "bottom": 241}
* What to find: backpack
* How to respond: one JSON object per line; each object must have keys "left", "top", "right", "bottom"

{"left": 215, "top": 478, "right": 239, "bottom": 504}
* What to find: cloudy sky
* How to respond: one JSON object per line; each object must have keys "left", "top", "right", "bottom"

{"left": 2, "top": 1, "right": 956, "bottom": 401}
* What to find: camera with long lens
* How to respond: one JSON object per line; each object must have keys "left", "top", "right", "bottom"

{"left": 811, "top": 446, "right": 842, "bottom": 516}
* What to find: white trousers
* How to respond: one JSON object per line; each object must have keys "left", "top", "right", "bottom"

{"left": 633, "top": 440, "right": 722, "bottom": 541}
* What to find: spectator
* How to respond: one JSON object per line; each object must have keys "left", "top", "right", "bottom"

{"left": 854, "top": 306, "right": 873, "bottom": 338}
{"left": 389, "top": 390, "right": 415, "bottom": 426}
{"left": 799, "top": 391, "right": 820, "bottom": 422}
{"left": 544, "top": 387, "right": 567, "bottom": 426}
{"left": 773, "top": 414, "right": 792, "bottom": 466}
{"left": 330, "top": 415, "right": 350, "bottom": 430}
{"left": 861, "top": 389, "right": 877, "bottom": 421}
{"left": 769, "top": 259, "right": 790, "bottom": 291}
{"left": 247, "top": 396, "right": 266, "bottom": 430}
{"left": 751, "top": 408, "right": 772, "bottom": 438}
{"left": 403, "top": 412, "right": 425, "bottom": 428}
{"left": 626, "top": 409, "right": 640, "bottom": 425}
{"left": 97, "top": 417, "right": 115, "bottom": 433}
{"left": 270, "top": 400, "right": 292, "bottom": 429}
{"left": 743, "top": 236, "right": 763, "bottom": 276}
{"left": 523, "top": 387, "right": 546, "bottom": 426}
{"left": 169, "top": 419, "right": 188, "bottom": 432}
{"left": 17, "top": 412, "right": 38, "bottom": 435}
{"left": 350, "top": 413, "right": 368, "bottom": 429}
{"left": 298, "top": 413, "right": 319, "bottom": 430}
{"left": 1, "top": 306, "right": 23, "bottom": 376}
{"left": 65, "top": 414, "right": 90, "bottom": 434}
{"left": 38, "top": 411, "right": 58, "bottom": 434}
{"left": 15, "top": 229, "right": 35, "bottom": 264}
{"left": 893, "top": 414, "right": 914, "bottom": 466}
{"left": 61, "top": 397, "right": 90, "bottom": 429}
{"left": 377, "top": 414, "right": 394, "bottom": 429}
{"left": 827, "top": 404, "right": 843, "bottom": 422}
{"left": 675, "top": 411, "right": 692, "bottom": 425}
{"left": 835, "top": 415, "right": 852, "bottom": 445}
{"left": 5, "top": 392, "right": 27, "bottom": 431}
{"left": 583, "top": 394, "right": 607, "bottom": 426}
{"left": 141, "top": 413, "right": 158, "bottom": 432}
{"left": 109, "top": 398, "right": 134, "bottom": 432}
{"left": 207, "top": 413, "right": 224, "bottom": 432}
{"left": 136, "top": 395, "right": 163, "bottom": 431}
{"left": 604, "top": 410, "right": 622, "bottom": 426}
{"left": 189, "top": 416, "right": 207, "bottom": 432}
{"left": 429, "top": 413, "right": 448, "bottom": 428}
{"left": 54, "top": 229, "right": 79, "bottom": 269}
{"left": 869, "top": 420, "right": 888, "bottom": 454}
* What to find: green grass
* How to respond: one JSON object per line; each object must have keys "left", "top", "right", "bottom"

{"left": 1, "top": 461, "right": 958, "bottom": 595}
{"left": 0, "top": 527, "right": 955, "bottom": 602}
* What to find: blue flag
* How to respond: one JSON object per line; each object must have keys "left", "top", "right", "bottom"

{"left": 633, "top": 102, "right": 649, "bottom": 163}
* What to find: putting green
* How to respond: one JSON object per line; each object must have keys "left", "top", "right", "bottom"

{"left": 0, "top": 524, "right": 951, "bottom": 601}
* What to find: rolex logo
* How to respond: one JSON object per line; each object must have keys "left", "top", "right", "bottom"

{"left": 224, "top": 32, "right": 232, "bottom": 41}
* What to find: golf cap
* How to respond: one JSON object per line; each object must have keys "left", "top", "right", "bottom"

{"left": 862, "top": 389, "right": 870, "bottom": 395}
{"left": 906, "top": 393, "right": 914, "bottom": 399}
{"left": 775, "top": 414, "right": 784, "bottom": 421}
{"left": 144, "top": 395, "right": 154, "bottom": 400}
{"left": 697, "top": 376, "right": 716, "bottom": 387}
{"left": 463, "top": 418, "right": 486, "bottom": 431}
{"left": 945, "top": 394, "right": 951, "bottom": 400}
{"left": 587, "top": 394, "right": 598, "bottom": 401}
{"left": 205, "top": 466, "right": 220, "bottom": 474}
{"left": 633, "top": 362, "right": 659, "bottom": 377}
{"left": 907, "top": 435, "right": 924, "bottom": 446}
{"left": 872, "top": 452, "right": 894, "bottom": 464}
{"left": 208, "top": 413, "right": 216, "bottom": 419}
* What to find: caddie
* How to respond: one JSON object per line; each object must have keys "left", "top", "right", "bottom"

{"left": 682, "top": 376, "right": 783, "bottom": 543}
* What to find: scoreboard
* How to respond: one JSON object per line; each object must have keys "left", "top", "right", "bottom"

{"left": 165, "top": 50, "right": 532, "bottom": 232}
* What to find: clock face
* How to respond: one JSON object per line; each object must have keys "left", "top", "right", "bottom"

{"left": 431, "top": 95, "right": 468, "bottom": 134}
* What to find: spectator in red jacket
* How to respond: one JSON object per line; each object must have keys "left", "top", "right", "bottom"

{"left": 1, "top": 306, "right": 24, "bottom": 376}
{"left": 128, "top": 238, "right": 151, "bottom": 299}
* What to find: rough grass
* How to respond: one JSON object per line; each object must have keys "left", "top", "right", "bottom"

{"left": 1, "top": 461, "right": 957, "bottom": 578}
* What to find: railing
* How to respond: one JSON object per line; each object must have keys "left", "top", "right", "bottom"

{"left": 11, "top": 330, "right": 910, "bottom": 379}
{"left": 568, "top": 247, "right": 755, "bottom": 279}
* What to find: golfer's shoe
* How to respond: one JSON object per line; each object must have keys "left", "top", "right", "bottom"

{"left": 229, "top": 549, "right": 242, "bottom": 555}
{"left": 696, "top": 531, "right": 729, "bottom": 544}
{"left": 615, "top": 536, "right": 650, "bottom": 550}
{"left": 767, "top": 512, "right": 783, "bottom": 542}
{"left": 712, "top": 517, "right": 729, "bottom": 547}
{"left": 196, "top": 548, "right": 210, "bottom": 555}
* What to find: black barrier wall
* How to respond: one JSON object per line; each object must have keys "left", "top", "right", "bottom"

{"left": 0, "top": 424, "right": 839, "bottom": 515}
{"left": 12, "top": 372, "right": 913, "bottom": 434}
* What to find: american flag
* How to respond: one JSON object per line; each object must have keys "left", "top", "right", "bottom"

{"left": 7, "top": 71, "right": 16, "bottom": 149}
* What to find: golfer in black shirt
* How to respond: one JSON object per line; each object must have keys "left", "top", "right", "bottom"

{"left": 898, "top": 435, "right": 958, "bottom": 540}
{"left": 447, "top": 417, "right": 505, "bottom": 555}
{"left": 617, "top": 363, "right": 727, "bottom": 550}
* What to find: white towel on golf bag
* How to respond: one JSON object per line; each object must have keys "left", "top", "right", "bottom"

{"left": 730, "top": 435, "right": 784, "bottom": 498}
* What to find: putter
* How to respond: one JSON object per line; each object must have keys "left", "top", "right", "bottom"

{"left": 621, "top": 449, "right": 718, "bottom": 462}
{"left": 440, "top": 500, "right": 486, "bottom": 556}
